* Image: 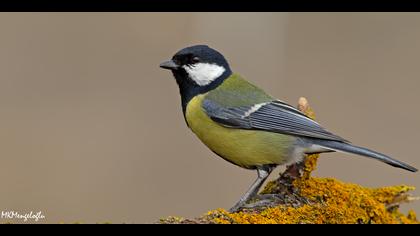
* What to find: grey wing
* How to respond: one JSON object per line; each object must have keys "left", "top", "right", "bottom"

{"left": 203, "top": 99, "right": 348, "bottom": 142}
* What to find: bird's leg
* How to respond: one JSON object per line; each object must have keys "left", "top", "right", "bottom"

{"left": 229, "top": 166, "right": 273, "bottom": 213}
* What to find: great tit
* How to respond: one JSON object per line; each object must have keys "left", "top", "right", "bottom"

{"left": 160, "top": 45, "right": 417, "bottom": 212}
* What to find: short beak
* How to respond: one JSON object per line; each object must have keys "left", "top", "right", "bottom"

{"left": 159, "top": 60, "right": 179, "bottom": 70}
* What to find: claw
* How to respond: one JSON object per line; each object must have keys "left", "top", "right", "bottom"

{"left": 229, "top": 194, "right": 284, "bottom": 212}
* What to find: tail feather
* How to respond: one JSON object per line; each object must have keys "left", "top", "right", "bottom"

{"left": 310, "top": 140, "right": 417, "bottom": 172}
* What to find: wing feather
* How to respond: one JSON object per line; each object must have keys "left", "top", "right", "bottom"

{"left": 203, "top": 99, "right": 348, "bottom": 142}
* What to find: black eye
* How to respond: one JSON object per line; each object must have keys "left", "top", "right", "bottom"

{"left": 191, "top": 57, "right": 200, "bottom": 63}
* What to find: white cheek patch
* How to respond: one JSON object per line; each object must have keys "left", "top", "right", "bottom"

{"left": 183, "top": 63, "right": 226, "bottom": 86}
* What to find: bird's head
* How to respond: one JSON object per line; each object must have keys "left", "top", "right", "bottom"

{"left": 160, "top": 45, "right": 232, "bottom": 88}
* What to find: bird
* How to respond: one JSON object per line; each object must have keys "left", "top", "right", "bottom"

{"left": 159, "top": 45, "right": 417, "bottom": 212}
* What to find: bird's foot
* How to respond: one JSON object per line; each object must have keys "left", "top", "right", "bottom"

{"left": 229, "top": 194, "right": 283, "bottom": 213}
{"left": 229, "top": 198, "right": 248, "bottom": 213}
{"left": 228, "top": 203, "right": 243, "bottom": 213}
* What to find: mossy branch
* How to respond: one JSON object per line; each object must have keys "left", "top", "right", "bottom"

{"left": 159, "top": 98, "right": 418, "bottom": 224}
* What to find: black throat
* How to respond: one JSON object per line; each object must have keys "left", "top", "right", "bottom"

{"left": 172, "top": 68, "right": 232, "bottom": 115}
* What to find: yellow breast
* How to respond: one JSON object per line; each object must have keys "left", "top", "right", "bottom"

{"left": 185, "top": 94, "right": 295, "bottom": 169}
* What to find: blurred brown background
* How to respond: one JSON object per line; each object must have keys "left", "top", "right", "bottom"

{"left": 0, "top": 13, "right": 419, "bottom": 223}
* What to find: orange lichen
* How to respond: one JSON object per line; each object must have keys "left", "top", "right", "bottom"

{"left": 301, "top": 153, "right": 319, "bottom": 179}
{"left": 203, "top": 177, "right": 418, "bottom": 224}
